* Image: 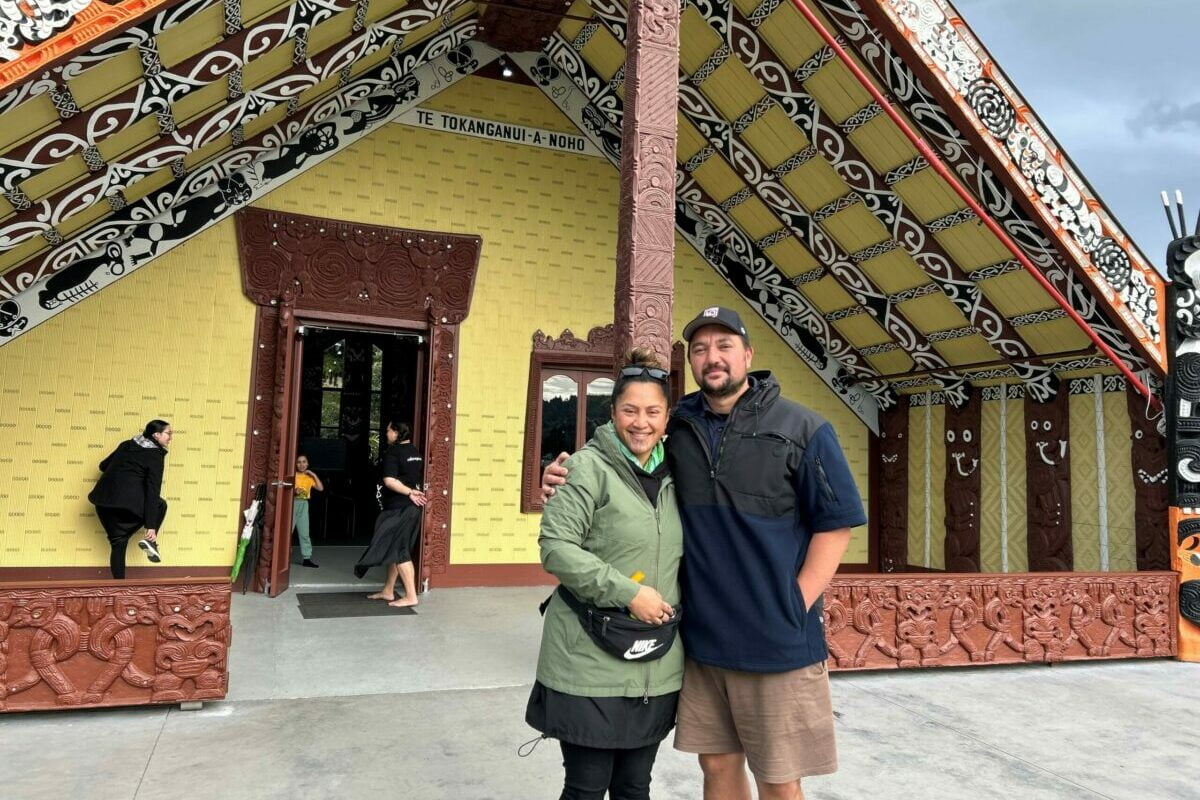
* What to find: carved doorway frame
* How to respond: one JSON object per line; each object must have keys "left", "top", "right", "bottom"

{"left": 234, "top": 208, "right": 482, "bottom": 595}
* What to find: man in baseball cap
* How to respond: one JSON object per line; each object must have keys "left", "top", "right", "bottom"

{"left": 545, "top": 304, "right": 865, "bottom": 799}
{"left": 681, "top": 306, "right": 750, "bottom": 346}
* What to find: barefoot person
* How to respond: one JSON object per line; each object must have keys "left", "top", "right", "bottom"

{"left": 527, "top": 348, "right": 683, "bottom": 800}
{"left": 293, "top": 454, "right": 323, "bottom": 568}
{"left": 89, "top": 420, "right": 173, "bottom": 578}
{"left": 355, "top": 421, "right": 426, "bottom": 607}
{"left": 544, "top": 307, "right": 865, "bottom": 800}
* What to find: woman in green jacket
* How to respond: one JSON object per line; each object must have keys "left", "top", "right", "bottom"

{"left": 526, "top": 348, "right": 684, "bottom": 800}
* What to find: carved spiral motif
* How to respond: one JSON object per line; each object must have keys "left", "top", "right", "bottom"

{"left": 1091, "top": 238, "right": 1131, "bottom": 293}
{"left": 1176, "top": 354, "right": 1200, "bottom": 402}
{"left": 966, "top": 79, "right": 1016, "bottom": 138}
{"left": 1181, "top": 580, "right": 1200, "bottom": 626}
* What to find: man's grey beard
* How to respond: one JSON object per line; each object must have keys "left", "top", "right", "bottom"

{"left": 703, "top": 372, "right": 747, "bottom": 400}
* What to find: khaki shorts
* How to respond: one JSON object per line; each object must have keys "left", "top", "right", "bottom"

{"left": 673, "top": 658, "right": 837, "bottom": 784}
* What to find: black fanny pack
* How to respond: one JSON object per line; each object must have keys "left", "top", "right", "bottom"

{"left": 540, "top": 585, "right": 681, "bottom": 663}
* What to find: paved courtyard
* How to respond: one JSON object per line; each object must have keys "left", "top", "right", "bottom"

{"left": 3, "top": 555, "right": 1196, "bottom": 799}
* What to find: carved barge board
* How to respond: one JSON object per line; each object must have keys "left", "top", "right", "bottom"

{"left": 0, "top": 581, "right": 230, "bottom": 713}
{"left": 823, "top": 572, "right": 1176, "bottom": 670}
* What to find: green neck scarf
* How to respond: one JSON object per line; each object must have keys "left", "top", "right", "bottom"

{"left": 616, "top": 437, "right": 664, "bottom": 473}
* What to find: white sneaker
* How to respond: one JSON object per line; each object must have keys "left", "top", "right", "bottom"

{"left": 138, "top": 538, "right": 161, "bottom": 563}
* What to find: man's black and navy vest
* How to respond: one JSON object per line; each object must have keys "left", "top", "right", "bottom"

{"left": 667, "top": 371, "right": 866, "bottom": 673}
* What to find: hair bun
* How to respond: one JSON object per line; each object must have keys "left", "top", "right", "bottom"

{"left": 623, "top": 346, "right": 664, "bottom": 370}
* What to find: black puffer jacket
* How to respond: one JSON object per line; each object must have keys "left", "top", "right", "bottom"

{"left": 88, "top": 437, "right": 167, "bottom": 526}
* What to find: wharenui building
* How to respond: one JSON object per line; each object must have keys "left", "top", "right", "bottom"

{"left": 0, "top": 0, "right": 1193, "bottom": 713}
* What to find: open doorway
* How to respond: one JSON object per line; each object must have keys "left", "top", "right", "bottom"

{"left": 290, "top": 325, "right": 426, "bottom": 574}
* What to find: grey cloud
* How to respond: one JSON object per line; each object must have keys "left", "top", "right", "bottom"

{"left": 1127, "top": 100, "right": 1200, "bottom": 136}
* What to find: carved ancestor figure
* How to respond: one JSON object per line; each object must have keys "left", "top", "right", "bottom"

{"left": 1127, "top": 387, "right": 1169, "bottom": 570}
{"left": 877, "top": 404, "right": 908, "bottom": 571}
{"left": 1025, "top": 389, "right": 1072, "bottom": 571}
{"left": 944, "top": 390, "right": 982, "bottom": 572}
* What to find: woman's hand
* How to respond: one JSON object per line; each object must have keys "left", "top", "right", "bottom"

{"left": 627, "top": 585, "right": 674, "bottom": 625}
{"left": 144, "top": 529, "right": 158, "bottom": 542}
{"left": 409, "top": 490, "right": 429, "bottom": 507}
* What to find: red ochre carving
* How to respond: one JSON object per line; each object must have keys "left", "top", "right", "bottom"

{"left": 823, "top": 572, "right": 1175, "bottom": 670}
{"left": 614, "top": 0, "right": 680, "bottom": 366}
{"left": 0, "top": 582, "right": 230, "bottom": 712}
{"left": 877, "top": 403, "right": 909, "bottom": 571}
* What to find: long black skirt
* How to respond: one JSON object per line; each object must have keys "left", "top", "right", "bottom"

{"left": 354, "top": 505, "right": 422, "bottom": 578}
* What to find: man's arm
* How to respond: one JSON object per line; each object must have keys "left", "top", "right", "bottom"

{"left": 540, "top": 452, "right": 570, "bottom": 500}
{"left": 797, "top": 528, "right": 851, "bottom": 611}
{"left": 795, "top": 423, "right": 866, "bottom": 609}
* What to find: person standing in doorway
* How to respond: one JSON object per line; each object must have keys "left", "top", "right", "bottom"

{"left": 293, "top": 453, "right": 323, "bottom": 568}
{"left": 89, "top": 420, "right": 173, "bottom": 578}
{"left": 355, "top": 421, "right": 426, "bottom": 607}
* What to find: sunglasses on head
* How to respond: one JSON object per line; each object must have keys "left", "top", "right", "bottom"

{"left": 619, "top": 366, "right": 669, "bottom": 381}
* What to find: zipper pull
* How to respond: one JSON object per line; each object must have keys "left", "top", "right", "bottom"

{"left": 642, "top": 688, "right": 649, "bottom": 705}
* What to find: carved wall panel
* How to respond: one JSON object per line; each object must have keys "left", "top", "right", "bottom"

{"left": 823, "top": 572, "right": 1176, "bottom": 671}
{"left": 235, "top": 208, "right": 481, "bottom": 589}
{"left": 877, "top": 403, "right": 908, "bottom": 571}
{"left": 1127, "top": 387, "right": 1169, "bottom": 570}
{"left": 0, "top": 582, "right": 230, "bottom": 713}
{"left": 943, "top": 391, "right": 982, "bottom": 571}
{"left": 1025, "top": 388, "right": 1072, "bottom": 570}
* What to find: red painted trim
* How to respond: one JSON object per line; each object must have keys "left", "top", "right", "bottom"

{"left": 432, "top": 563, "right": 555, "bottom": 587}
{"left": 789, "top": 0, "right": 1161, "bottom": 410}
{"left": 0, "top": 567, "right": 229, "bottom": 584}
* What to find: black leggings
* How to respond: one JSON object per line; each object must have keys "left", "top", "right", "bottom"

{"left": 559, "top": 740, "right": 660, "bottom": 800}
{"left": 96, "top": 500, "right": 167, "bottom": 578}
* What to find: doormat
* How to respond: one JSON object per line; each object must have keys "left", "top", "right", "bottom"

{"left": 296, "top": 591, "right": 418, "bottom": 619}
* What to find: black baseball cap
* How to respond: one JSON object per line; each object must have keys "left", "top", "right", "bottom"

{"left": 682, "top": 306, "right": 750, "bottom": 344}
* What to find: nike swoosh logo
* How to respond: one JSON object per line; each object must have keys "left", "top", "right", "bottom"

{"left": 624, "top": 643, "right": 665, "bottom": 660}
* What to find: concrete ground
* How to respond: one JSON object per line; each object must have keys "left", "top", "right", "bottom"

{"left": 3, "top": 549, "right": 1197, "bottom": 800}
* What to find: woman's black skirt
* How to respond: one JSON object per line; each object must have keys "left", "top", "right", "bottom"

{"left": 525, "top": 681, "right": 678, "bottom": 749}
{"left": 354, "top": 505, "right": 422, "bottom": 578}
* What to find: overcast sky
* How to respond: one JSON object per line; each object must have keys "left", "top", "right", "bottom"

{"left": 954, "top": 0, "right": 1200, "bottom": 272}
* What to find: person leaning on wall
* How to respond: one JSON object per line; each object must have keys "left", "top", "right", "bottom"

{"left": 88, "top": 419, "right": 172, "bottom": 579}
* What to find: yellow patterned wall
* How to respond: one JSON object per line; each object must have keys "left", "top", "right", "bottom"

{"left": 1103, "top": 390, "right": 1135, "bottom": 571}
{"left": 979, "top": 391, "right": 1028, "bottom": 572}
{"left": 906, "top": 399, "right": 947, "bottom": 568}
{"left": 1070, "top": 383, "right": 1136, "bottom": 572}
{"left": 0, "top": 221, "right": 253, "bottom": 568}
{"left": 0, "top": 76, "right": 872, "bottom": 571}
{"left": 254, "top": 76, "right": 872, "bottom": 565}
{"left": 1003, "top": 394, "right": 1029, "bottom": 571}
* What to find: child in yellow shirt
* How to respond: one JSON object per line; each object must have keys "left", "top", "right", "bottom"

{"left": 293, "top": 454, "right": 323, "bottom": 568}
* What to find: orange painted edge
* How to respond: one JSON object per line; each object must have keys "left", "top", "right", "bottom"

{"left": 0, "top": 0, "right": 179, "bottom": 93}
{"left": 1171, "top": 506, "right": 1200, "bottom": 661}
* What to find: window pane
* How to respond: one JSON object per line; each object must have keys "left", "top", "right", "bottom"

{"left": 321, "top": 391, "right": 341, "bottom": 430}
{"left": 323, "top": 340, "right": 345, "bottom": 388}
{"left": 371, "top": 345, "right": 383, "bottom": 392}
{"left": 585, "top": 377, "right": 614, "bottom": 442}
{"left": 541, "top": 374, "right": 579, "bottom": 467}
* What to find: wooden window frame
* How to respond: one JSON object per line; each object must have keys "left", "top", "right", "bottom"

{"left": 521, "top": 325, "right": 684, "bottom": 513}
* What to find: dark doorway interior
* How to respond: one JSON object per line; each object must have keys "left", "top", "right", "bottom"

{"left": 294, "top": 327, "right": 424, "bottom": 547}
